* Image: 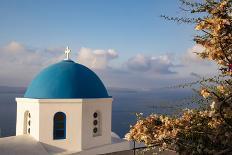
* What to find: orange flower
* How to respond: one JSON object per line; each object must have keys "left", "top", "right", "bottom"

{"left": 217, "top": 85, "right": 226, "bottom": 93}
{"left": 200, "top": 88, "right": 211, "bottom": 98}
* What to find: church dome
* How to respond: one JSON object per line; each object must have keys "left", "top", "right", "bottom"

{"left": 24, "top": 60, "right": 109, "bottom": 99}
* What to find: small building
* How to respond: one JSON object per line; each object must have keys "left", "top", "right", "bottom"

{"left": 16, "top": 60, "right": 113, "bottom": 151}
{"left": 0, "top": 47, "right": 176, "bottom": 155}
{"left": 0, "top": 47, "right": 132, "bottom": 155}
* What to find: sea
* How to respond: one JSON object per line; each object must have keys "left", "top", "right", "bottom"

{"left": 0, "top": 86, "right": 197, "bottom": 138}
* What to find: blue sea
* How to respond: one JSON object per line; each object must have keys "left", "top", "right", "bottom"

{"left": 0, "top": 87, "right": 197, "bottom": 138}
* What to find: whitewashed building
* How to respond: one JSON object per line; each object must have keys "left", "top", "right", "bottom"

{"left": 0, "top": 47, "right": 176, "bottom": 155}
{"left": 0, "top": 47, "right": 133, "bottom": 155}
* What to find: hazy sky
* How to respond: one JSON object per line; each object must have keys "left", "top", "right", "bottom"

{"left": 0, "top": 0, "right": 218, "bottom": 89}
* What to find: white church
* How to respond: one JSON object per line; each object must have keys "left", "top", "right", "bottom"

{"left": 0, "top": 47, "right": 175, "bottom": 155}
{"left": 0, "top": 47, "right": 134, "bottom": 155}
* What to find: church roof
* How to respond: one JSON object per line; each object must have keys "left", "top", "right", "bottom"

{"left": 24, "top": 60, "right": 109, "bottom": 99}
{"left": 0, "top": 135, "right": 49, "bottom": 155}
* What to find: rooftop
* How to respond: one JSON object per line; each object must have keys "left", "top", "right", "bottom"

{"left": 24, "top": 60, "right": 110, "bottom": 99}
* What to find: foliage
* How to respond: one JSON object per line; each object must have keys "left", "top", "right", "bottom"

{"left": 125, "top": 110, "right": 232, "bottom": 154}
{"left": 126, "top": 0, "right": 232, "bottom": 154}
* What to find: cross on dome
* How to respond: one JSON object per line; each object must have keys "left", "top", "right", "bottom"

{"left": 64, "top": 46, "right": 71, "bottom": 60}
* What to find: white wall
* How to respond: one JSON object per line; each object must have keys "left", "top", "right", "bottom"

{"left": 82, "top": 99, "right": 112, "bottom": 149}
{"left": 15, "top": 98, "right": 113, "bottom": 152}
{"left": 16, "top": 98, "right": 40, "bottom": 140}
{"left": 39, "top": 100, "right": 82, "bottom": 152}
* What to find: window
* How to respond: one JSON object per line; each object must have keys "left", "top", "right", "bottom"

{"left": 24, "top": 111, "right": 31, "bottom": 135}
{"left": 93, "top": 111, "right": 101, "bottom": 137}
{"left": 53, "top": 112, "right": 66, "bottom": 140}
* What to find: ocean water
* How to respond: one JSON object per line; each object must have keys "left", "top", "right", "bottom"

{"left": 0, "top": 88, "right": 196, "bottom": 138}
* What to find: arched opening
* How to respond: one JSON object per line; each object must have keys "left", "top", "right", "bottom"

{"left": 23, "top": 111, "right": 31, "bottom": 134}
{"left": 93, "top": 111, "right": 101, "bottom": 137}
{"left": 53, "top": 112, "right": 66, "bottom": 140}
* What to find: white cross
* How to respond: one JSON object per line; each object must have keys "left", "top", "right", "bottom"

{"left": 64, "top": 46, "right": 71, "bottom": 60}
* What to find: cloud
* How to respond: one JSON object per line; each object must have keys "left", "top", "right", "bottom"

{"left": 181, "top": 44, "right": 209, "bottom": 65}
{"left": 3, "top": 41, "right": 25, "bottom": 52}
{"left": 174, "top": 44, "right": 218, "bottom": 77}
{"left": 0, "top": 41, "right": 63, "bottom": 86}
{"left": 0, "top": 41, "right": 220, "bottom": 89}
{"left": 126, "top": 54, "right": 150, "bottom": 71}
{"left": 77, "top": 47, "right": 118, "bottom": 69}
{"left": 126, "top": 54, "right": 176, "bottom": 74}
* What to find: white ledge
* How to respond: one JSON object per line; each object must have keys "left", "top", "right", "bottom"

{"left": 16, "top": 98, "right": 113, "bottom": 104}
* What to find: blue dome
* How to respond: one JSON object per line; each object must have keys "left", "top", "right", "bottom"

{"left": 24, "top": 60, "right": 110, "bottom": 99}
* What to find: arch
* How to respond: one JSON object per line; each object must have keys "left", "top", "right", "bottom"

{"left": 23, "top": 111, "right": 31, "bottom": 134}
{"left": 53, "top": 112, "right": 66, "bottom": 139}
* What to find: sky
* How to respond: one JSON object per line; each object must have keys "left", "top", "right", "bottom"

{"left": 0, "top": 0, "right": 218, "bottom": 90}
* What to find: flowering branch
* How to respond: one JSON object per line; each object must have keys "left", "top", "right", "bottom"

{"left": 126, "top": 0, "right": 232, "bottom": 154}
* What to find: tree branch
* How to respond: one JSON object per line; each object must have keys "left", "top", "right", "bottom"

{"left": 219, "top": 95, "right": 232, "bottom": 127}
